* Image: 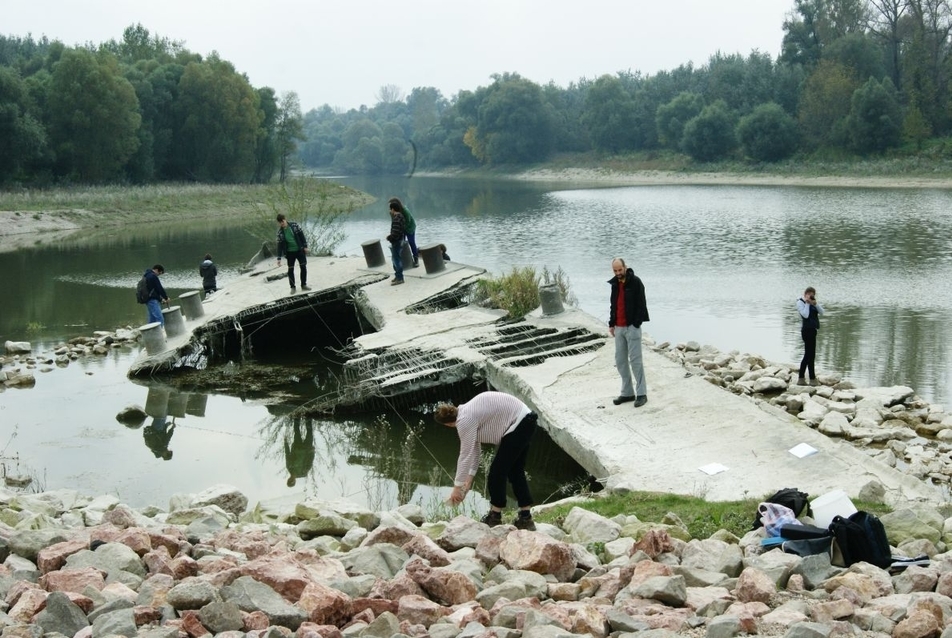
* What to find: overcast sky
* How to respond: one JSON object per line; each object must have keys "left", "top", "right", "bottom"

{"left": 5, "top": 0, "right": 791, "bottom": 113}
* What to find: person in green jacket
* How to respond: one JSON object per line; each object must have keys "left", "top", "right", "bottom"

{"left": 388, "top": 197, "right": 418, "bottom": 266}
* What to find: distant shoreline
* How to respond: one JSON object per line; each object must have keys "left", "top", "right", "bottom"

{"left": 3, "top": 168, "right": 952, "bottom": 252}
{"left": 487, "top": 167, "right": 952, "bottom": 190}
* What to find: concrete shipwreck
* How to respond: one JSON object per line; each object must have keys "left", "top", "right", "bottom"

{"left": 128, "top": 253, "right": 605, "bottom": 414}
{"left": 128, "top": 251, "right": 944, "bottom": 505}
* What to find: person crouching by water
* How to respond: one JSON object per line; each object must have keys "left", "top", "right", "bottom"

{"left": 434, "top": 391, "right": 538, "bottom": 530}
{"left": 797, "top": 286, "right": 825, "bottom": 386}
{"left": 200, "top": 253, "right": 217, "bottom": 295}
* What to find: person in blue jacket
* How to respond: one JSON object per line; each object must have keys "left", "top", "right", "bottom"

{"left": 144, "top": 265, "right": 169, "bottom": 326}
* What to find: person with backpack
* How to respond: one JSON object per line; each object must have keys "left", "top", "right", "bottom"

{"left": 388, "top": 197, "right": 418, "bottom": 267}
{"left": 199, "top": 253, "right": 218, "bottom": 295}
{"left": 142, "top": 265, "right": 169, "bottom": 326}
{"left": 275, "top": 214, "right": 309, "bottom": 293}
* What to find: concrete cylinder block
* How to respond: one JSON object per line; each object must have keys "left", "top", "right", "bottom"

{"left": 179, "top": 291, "right": 205, "bottom": 320}
{"left": 162, "top": 306, "right": 187, "bottom": 338}
{"left": 168, "top": 391, "right": 188, "bottom": 418}
{"left": 139, "top": 322, "right": 167, "bottom": 356}
{"left": 361, "top": 239, "right": 386, "bottom": 268}
{"left": 540, "top": 284, "right": 565, "bottom": 316}
{"left": 401, "top": 241, "right": 417, "bottom": 268}
{"left": 144, "top": 385, "right": 171, "bottom": 417}
{"left": 420, "top": 243, "right": 447, "bottom": 275}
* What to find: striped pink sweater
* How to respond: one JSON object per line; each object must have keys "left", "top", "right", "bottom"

{"left": 453, "top": 392, "right": 531, "bottom": 485}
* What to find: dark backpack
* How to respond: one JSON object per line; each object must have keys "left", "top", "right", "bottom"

{"left": 829, "top": 511, "right": 892, "bottom": 568}
{"left": 752, "top": 488, "right": 812, "bottom": 529}
{"left": 136, "top": 276, "right": 150, "bottom": 304}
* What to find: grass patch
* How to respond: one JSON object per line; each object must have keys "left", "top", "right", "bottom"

{"left": 0, "top": 181, "right": 375, "bottom": 223}
{"left": 473, "top": 265, "right": 577, "bottom": 320}
{"left": 532, "top": 490, "right": 892, "bottom": 540}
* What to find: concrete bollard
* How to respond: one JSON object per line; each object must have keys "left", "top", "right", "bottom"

{"left": 361, "top": 239, "right": 386, "bottom": 268}
{"left": 186, "top": 393, "right": 208, "bottom": 417}
{"left": 144, "top": 385, "right": 171, "bottom": 417}
{"left": 420, "top": 243, "right": 447, "bottom": 275}
{"left": 401, "top": 241, "right": 418, "bottom": 268}
{"left": 162, "top": 306, "right": 187, "bottom": 338}
{"left": 168, "top": 391, "right": 188, "bottom": 418}
{"left": 539, "top": 284, "right": 565, "bottom": 316}
{"left": 139, "top": 322, "right": 167, "bottom": 355}
{"left": 179, "top": 291, "right": 205, "bottom": 320}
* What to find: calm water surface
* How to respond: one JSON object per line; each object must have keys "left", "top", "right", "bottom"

{"left": 1, "top": 176, "right": 951, "bottom": 507}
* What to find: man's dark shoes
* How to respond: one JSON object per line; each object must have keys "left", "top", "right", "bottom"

{"left": 289, "top": 286, "right": 296, "bottom": 293}
{"left": 613, "top": 395, "right": 635, "bottom": 405}
{"left": 514, "top": 513, "right": 536, "bottom": 531}
{"left": 301, "top": 285, "right": 311, "bottom": 291}
{"left": 481, "top": 511, "right": 502, "bottom": 527}
{"left": 634, "top": 395, "right": 648, "bottom": 408}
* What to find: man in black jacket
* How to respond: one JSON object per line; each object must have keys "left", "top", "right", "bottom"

{"left": 275, "top": 214, "right": 309, "bottom": 293}
{"left": 608, "top": 258, "right": 650, "bottom": 407}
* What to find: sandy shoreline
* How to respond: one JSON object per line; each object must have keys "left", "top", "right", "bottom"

{"left": 509, "top": 167, "right": 952, "bottom": 189}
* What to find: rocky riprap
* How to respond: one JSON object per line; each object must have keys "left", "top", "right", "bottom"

{"left": 1, "top": 330, "right": 140, "bottom": 389}
{"left": 659, "top": 341, "right": 952, "bottom": 493}
{"left": 2, "top": 484, "right": 952, "bottom": 638}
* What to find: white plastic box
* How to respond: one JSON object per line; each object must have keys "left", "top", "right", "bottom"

{"left": 811, "top": 489, "right": 858, "bottom": 528}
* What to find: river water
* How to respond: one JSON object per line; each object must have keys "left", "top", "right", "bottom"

{"left": 2, "top": 175, "right": 951, "bottom": 509}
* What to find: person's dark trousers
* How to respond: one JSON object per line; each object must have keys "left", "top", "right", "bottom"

{"left": 487, "top": 413, "right": 537, "bottom": 509}
{"left": 286, "top": 251, "right": 307, "bottom": 287}
{"left": 799, "top": 328, "right": 817, "bottom": 379}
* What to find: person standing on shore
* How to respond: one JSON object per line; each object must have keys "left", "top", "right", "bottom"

{"left": 797, "top": 286, "right": 825, "bottom": 386}
{"left": 608, "top": 258, "right": 650, "bottom": 408}
{"left": 143, "top": 265, "right": 169, "bottom": 326}
{"left": 435, "top": 391, "right": 538, "bottom": 530}
{"left": 199, "top": 253, "right": 218, "bottom": 295}
{"left": 386, "top": 201, "right": 406, "bottom": 285}
{"left": 275, "top": 214, "right": 309, "bottom": 293}
{"left": 388, "top": 197, "right": 419, "bottom": 267}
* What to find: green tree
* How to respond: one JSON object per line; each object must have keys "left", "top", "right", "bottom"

{"left": 903, "top": 99, "right": 932, "bottom": 149}
{"left": 581, "top": 74, "right": 638, "bottom": 153}
{"left": 174, "top": 56, "right": 263, "bottom": 182}
{"left": 868, "top": 0, "right": 907, "bottom": 89}
{"left": 468, "top": 74, "right": 554, "bottom": 164}
{"left": 656, "top": 92, "right": 704, "bottom": 149}
{"left": 737, "top": 102, "right": 799, "bottom": 162}
{"left": 275, "top": 91, "right": 305, "bottom": 182}
{"left": 680, "top": 100, "right": 738, "bottom": 161}
{"left": 845, "top": 77, "right": 902, "bottom": 153}
{"left": 797, "top": 60, "right": 860, "bottom": 148}
{"left": 253, "top": 87, "right": 278, "bottom": 183}
{"left": 824, "top": 33, "right": 886, "bottom": 82}
{"left": 47, "top": 48, "right": 141, "bottom": 182}
{"left": 0, "top": 66, "right": 47, "bottom": 182}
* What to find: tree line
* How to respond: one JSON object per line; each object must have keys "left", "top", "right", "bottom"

{"left": 0, "top": 24, "right": 303, "bottom": 186}
{"left": 301, "top": 0, "right": 952, "bottom": 174}
{"left": 3, "top": 1, "right": 952, "bottom": 186}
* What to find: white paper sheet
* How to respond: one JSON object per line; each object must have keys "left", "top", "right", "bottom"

{"left": 698, "top": 462, "right": 729, "bottom": 475}
{"left": 788, "top": 443, "right": 818, "bottom": 458}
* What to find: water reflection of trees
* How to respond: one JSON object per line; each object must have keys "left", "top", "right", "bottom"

{"left": 783, "top": 304, "right": 951, "bottom": 402}
{"left": 254, "top": 403, "right": 588, "bottom": 511}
